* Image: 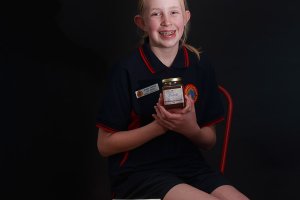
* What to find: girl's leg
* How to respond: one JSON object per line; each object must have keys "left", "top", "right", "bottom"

{"left": 211, "top": 185, "right": 250, "bottom": 200}
{"left": 163, "top": 183, "right": 220, "bottom": 200}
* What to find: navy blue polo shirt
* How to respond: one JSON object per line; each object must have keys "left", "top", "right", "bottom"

{"left": 96, "top": 42, "right": 224, "bottom": 177}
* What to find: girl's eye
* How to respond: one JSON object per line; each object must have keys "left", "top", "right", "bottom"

{"left": 151, "top": 12, "right": 161, "bottom": 16}
{"left": 171, "top": 11, "right": 180, "bottom": 15}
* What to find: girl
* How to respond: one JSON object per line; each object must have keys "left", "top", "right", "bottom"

{"left": 96, "top": 0, "right": 249, "bottom": 199}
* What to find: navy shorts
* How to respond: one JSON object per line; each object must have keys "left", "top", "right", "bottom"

{"left": 111, "top": 167, "right": 231, "bottom": 199}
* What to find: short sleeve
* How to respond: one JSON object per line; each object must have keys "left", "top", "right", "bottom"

{"left": 96, "top": 64, "right": 132, "bottom": 132}
{"left": 197, "top": 59, "right": 224, "bottom": 127}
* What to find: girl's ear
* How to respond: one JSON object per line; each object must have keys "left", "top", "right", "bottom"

{"left": 134, "top": 15, "right": 146, "bottom": 31}
{"left": 184, "top": 10, "right": 191, "bottom": 25}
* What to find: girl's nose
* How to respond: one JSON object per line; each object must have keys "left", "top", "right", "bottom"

{"left": 161, "top": 14, "right": 172, "bottom": 26}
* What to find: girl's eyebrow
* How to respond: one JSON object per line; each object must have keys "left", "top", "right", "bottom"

{"left": 150, "top": 8, "right": 161, "bottom": 12}
{"left": 169, "top": 6, "right": 181, "bottom": 10}
{"left": 150, "top": 6, "right": 181, "bottom": 11}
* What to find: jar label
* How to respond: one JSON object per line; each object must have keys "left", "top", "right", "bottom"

{"left": 163, "top": 88, "right": 184, "bottom": 105}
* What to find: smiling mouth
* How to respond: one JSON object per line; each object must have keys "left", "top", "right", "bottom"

{"left": 159, "top": 31, "right": 175, "bottom": 36}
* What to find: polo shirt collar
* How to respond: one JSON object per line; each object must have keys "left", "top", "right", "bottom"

{"left": 139, "top": 41, "right": 190, "bottom": 74}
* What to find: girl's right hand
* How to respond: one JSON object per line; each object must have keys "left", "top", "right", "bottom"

{"left": 152, "top": 94, "right": 201, "bottom": 137}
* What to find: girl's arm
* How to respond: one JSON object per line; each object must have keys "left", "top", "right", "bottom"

{"left": 153, "top": 94, "right": 216, "bottom": 150}
{"left": 97, "top": 121, "right": 167, "bottom": 157}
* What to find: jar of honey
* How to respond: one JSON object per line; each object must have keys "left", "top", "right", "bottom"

{"left": 162, "top": 77, "right": 185, "bottom": 109}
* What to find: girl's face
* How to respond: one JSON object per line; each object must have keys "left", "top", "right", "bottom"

{"left": 135, "top": 0, "right": 190, "bottom": 50}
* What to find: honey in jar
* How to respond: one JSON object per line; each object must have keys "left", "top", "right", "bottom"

{"left": 162, "top": 77, "right": 185, "bottom": 109}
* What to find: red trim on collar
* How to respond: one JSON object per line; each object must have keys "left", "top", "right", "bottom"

{"left": 139, "top": 46, "right": 190, "bottom": 73}
{"left": 139, "top": 47, "right": 155, "bottom": 74}
{"left": 183, "top": 46, "right": 190, "bottom": 67}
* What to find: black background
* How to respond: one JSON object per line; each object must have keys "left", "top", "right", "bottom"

{"left": 1, "top": 0, "right": 300, "bottom": 199}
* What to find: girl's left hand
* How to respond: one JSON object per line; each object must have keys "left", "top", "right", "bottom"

{"left": 152, "top": 94, "right": 201, "bottom": 137}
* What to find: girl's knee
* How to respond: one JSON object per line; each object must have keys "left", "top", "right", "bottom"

{"left": 211, "top": 185, "right": 249, "bottom": 200}
{"left": 164, "top": 184, "right": 220, "bottom": 200}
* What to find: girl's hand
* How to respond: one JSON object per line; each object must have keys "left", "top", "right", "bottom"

{"left": 152, "top": 94, "right": 201, "bottom": 137}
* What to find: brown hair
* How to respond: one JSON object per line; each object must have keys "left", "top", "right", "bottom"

{"left": 136, "top": 0, "right": 201, "bottom": 59}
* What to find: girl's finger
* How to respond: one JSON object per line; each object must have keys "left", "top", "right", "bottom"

{"left": 154, "top": 105, "right": 164, "bottom": 119}
{"left": 153, "top": 114, "right": 174, "bottom": 130}
{"left": 158, "top": 93, "right": 164, "bottom": 105}
{"left": 157, "top": 104, "right": 182, "bottom": 120}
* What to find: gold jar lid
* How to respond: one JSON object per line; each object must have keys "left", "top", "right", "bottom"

{"left": 162, "top": 77, "right": 182, "bottom": 83}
